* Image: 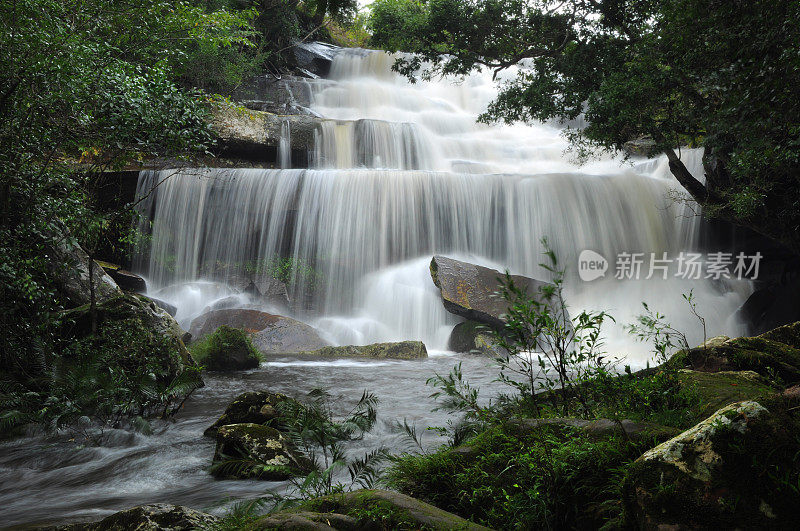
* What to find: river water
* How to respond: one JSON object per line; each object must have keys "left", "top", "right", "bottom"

{"left": 0, "top": 48, "right": 752, "bottom": 527}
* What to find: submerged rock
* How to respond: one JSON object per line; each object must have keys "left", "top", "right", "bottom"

{"left": 448, "top": 320, "right": 506, "bottom": 356}
{"left": 204, "top": 391, "right": 298, "bottom": 437}
{"left": 252, "top": 489, "right": 492, "bottom": 530}
{"left": 297, "top": 341, "right": 428, "bottom": 360}
{"left": 430, "top": 255, "right": 559, "bottom": 332}
{"left": 669, "top": 321, "right": 800, "bottom": 384}
{"left": 623, "top": 399, "right": 800, "bottom": 528}
{"left": 52, "top": 503, "right": 218, "bottom": 530}
{"left": 211, "top": 423, "right": 312, "bottom": 480}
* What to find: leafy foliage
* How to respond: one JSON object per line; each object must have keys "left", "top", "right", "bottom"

{"left": 189, "top": 325, "right": 263, "bottom": 371}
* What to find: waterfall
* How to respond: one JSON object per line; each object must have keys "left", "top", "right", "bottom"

{"left": 278, "top": 120, "right": 292, "bottom": 169}
{"left": 135, "top": 49, "right": 750, "bottom": 362}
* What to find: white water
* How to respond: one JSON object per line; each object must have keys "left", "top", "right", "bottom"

{"left": 136, "top": 49, "right": 750, "bottom": 365}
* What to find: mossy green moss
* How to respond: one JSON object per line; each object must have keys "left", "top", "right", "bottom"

{"left": 190, "top": 325, "right": 262, "bottom": 371}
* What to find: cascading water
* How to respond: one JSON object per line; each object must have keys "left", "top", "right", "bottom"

{"left": 136, "top": 49, "right": 750, "bottom": 360}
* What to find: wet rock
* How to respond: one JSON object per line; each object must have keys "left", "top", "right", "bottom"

{"left": 448, "top": 320, "right": 506, "bottom": 356}
{"left": 52, "top": 503, "right": 218, "bottom": 530}
{"left": 623, "top": 400, "right": 800, "bottom": 528}
{"left": 48, "top": 232, "right": 121, "bottom": 307}
{"left": 253, "top": 276, "right": 291, "bottom": 307}
{"left": 143, "top": 296, "right": 177, "bottom": 317}
{"left": 668, "top": 321, "right": 800, "bottom": 384}
{"left": 189, "top": 309, "right": 281, "bottom": 339}
{"left": 211, "top": 423, "right": 313, "bottom": 480}
{"left": 205, "top": 391, "right": 298, "bottom": 437}
{"left": 430, "top": 255, "right": 560, "bottom": 333}
{"left": 292, "top": 41, "right": 340, "bottom": 78}
{"left": 251, "top": 489, "right": 492, "bottom": 530}
{"left": 234, "top": 75, "right": 315, "bottom": 115}
{"left": 193, "top": 326, "right": 261, "bottom": 372}
{"left": 298, "top": 341, "right": 428, "bottom": 360}
{"left": 251, "top": 316, "right": 331, "bottom": 354}
{"left": 97, "top": 261, "right": 147, "bottom": 293}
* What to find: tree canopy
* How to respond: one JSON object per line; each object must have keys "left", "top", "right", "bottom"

{"left": 369, "top": 0, "right": 800, "bottom": 254}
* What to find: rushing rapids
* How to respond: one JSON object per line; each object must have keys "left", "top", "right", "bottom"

{"left": 136, "top": 49, "right": 749, "bottom": 358}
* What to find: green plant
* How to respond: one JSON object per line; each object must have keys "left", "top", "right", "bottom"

{"left": 189, "top": 325, "right": 263, "bottom": 371}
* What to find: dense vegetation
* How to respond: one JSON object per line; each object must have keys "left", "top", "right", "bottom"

{"left": 369, "top": 0, "right": 800, "bottom": 254}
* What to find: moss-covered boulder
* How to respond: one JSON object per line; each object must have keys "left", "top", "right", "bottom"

{"left": 668, "top": 321, "right": 800, "bottom": 384}
{"left": 190, "top": 325, "right": 261, "bottom": 372}
{"left": 677, "top": 369, "right": 779, "bottom": 417}
{"left": 211, "top": 423, "right": 313, "bottom": 480}
{"left": 248, "top": 489, "right": 492, "bottom": 530}
{"left": 53, "top": 504, "right": 218, "bottom": 530}
{"left": 297, "top": 341, "right": 428, "bottom": 360}
{"left": 448, "top": 320, "right": 506, "bottom": 356}
{"left": 204, "top": 391, "right": 298, "bottom": 437}
{"left": 623, "top": 398, "right": 800, "bottom": 528}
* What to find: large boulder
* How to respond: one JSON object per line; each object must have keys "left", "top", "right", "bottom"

{"left": 97, "top": 261, "right": 147, "bottom": 293}
{"left": 297, "top": 341, "right": 427, "bottom": 360}
{"left": 430, "top": 255, "right": 559, "bottom": 332}
{"left": 189, "top": 309, "right": 282, "bottom": 339}
{"left": 48, "top": 234, "right": 121, "bottom": 307}
{"left": 623, "top": 399, "right": 800, "bottom": 528}
{"left": 52, "top": 504, "right": 218, "bottom": 530}
{"left": 669, "top": 321, "right": 800, "bottom": 384}
{"left": 676, "top": 369, "right": 779, "bottom": 417}
{"left": 251, "top": 316, "right": 331, "bottom": 354}
{"left": 211, "top": 423, "right": 313, "bottom": 480}
{"left": 204, "top": 391, "right": 298, "bottom": 437}
{"left": 249, "top": 489, "right": 492, "bottom": 530}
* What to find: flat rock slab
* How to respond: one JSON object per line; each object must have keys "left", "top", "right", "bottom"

{"left": 430, "top": 255, "right": 558, "bottom": 332}
{"left": 297, "top": 341, "right": 428, "bottom": 360}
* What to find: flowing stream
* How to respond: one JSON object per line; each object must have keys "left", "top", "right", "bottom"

{"left": 0, "top": 49, "right": 752, "bottom": 527}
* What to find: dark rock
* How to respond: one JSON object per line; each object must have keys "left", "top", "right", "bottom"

{"left": 623, "top": 399, "right": 800, "bottom": 528}
{"left": 622, "top": 135, "right": 657, "bottom": 157}
{"left": 448, "top": 321, "right": 506, "bottom": 356}
{"left": 668, "top": 321, "right": 800, "bottom": 384}
{"left": 189, "top": 309, "right": 282, "bottom": 339}
{"left": 430, "top": 255, "right": 560, "bottom": 332}
{"left": 143, "top": 296, "right": 177, "bottom": 317}
{"left": 292, "top": 41, "right": 340, "bottom": 78}
{"left": 253, "top": 276, "right": 291, "bottom": 307}
{"left": 51, "top": 503, "right": 218, "bottom": 530}
{"left": 205, "top": 391, "right": 298, "bottom": 437}
{"left": 97, "top": 262, "right": 147, "bottom": 293}
{"left": 211, "top": 423, "right": 313, "bottom": 480}
{"left": 234, "top": 75, "right": 316, "bottom": 115}
{"left": 297, "top": 341, "right": 428, "bottom": 360}
{"left": 251, "top": 489, "right": 492, "bottom": 530}
{"left": 251, "top": 316, "right": 331, "bottom": 354}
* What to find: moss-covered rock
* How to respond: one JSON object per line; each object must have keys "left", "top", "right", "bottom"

{"left": 204, "top": 391, "right": 299, "bottom": 437}
{"left": 668, "top": 321, "right": 800, "bottom": 384}
{"left": 211, "top": 423, "right": 313, "bottom": 480}
{"left": 53, "top": 503, "right": 218, "bottom": 530}
{"left": 190, "top": 325, "right": 261, "bottom": 372}
{"left": 623, "top": 398, "right": 800, "bottom": 529}
{"left": 677, "top": 369, "right": 779, "bottom": 417}
{"left": 248, "top": 489, "right": 492, "bottom": 530}
{"left": 448, "top": 321, "right": 506, "bottom": 356}
{"left": 298, "top": 341, "right": 428, "bottom": 360}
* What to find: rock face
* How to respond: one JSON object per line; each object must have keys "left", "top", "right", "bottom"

{"left": 48, "top": 234, "right": 121, "bottom": 307}
{"left": 211, "top": 423, "right": 312, "bottom": 480}
{"left": 623, "top": 400, "right": 800, "bottom": 528}
{"left": 430, "top": 255, "right": 558, "bottom": 332}
{"left": 252, "top": 489, "right": 492, "bottom": 530}
{"left": 204, "top": 391, "right": 297, "bottom": 437}
{"left": 448, "top": 321, "right": 505, "bottom": 356}
{"left": 298, "top": 341, "right": 428, "bottom": 360}
{"left": 669, "top": 321, "right": 800, "bottom": 384}
{"left": 53, "top": 504, "right": 218, "bottom": 530}
{"left": 209, "top": 101, "right": 321, "bottom": 163}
